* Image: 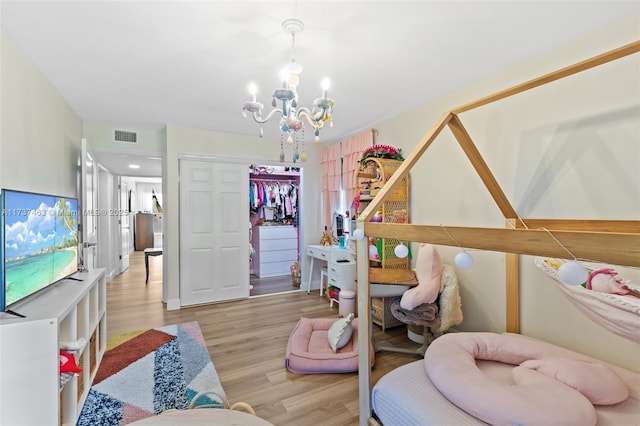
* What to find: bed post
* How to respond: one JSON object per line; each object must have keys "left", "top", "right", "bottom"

{"left": 356, "top": 223, "right": 372, "bottom": 426}
{"left": 505, "top": 219, "right": 520, "bottom": 333}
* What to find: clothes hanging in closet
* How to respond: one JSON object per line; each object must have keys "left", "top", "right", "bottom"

{"left": 249, "top": 180, "right": 299, "bottom": 221}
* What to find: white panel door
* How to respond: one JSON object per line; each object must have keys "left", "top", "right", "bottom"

{"left": 179, "top": 159, "right": 249, "bottom": 306}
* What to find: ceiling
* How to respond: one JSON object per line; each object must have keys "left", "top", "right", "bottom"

{"left": 2, "top": 1, "right": 638, "bottom": 177}
{"left": 95, "top": 151, "right": 164, "bottom": 178}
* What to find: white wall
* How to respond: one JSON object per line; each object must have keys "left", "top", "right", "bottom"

{"left": 371, "top": 15, "right": 640, "bottom": 370}
{"left": 129, "top": 179, "right": 162, "bottom": 214}
{"left": 83, "top": 121, "right": 164, "bottom": 156}
{"left": 0, "top": 28, "right": 83, "bottom": 198}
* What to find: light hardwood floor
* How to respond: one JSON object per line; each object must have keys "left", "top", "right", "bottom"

{"left": 250, "top": 273, "right": 300, "bottom": 296}
{"left": 107, "top": 252, "right": 420, "bottom": 425}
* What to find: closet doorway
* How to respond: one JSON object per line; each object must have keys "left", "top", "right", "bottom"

{"left": 249, "top": 164, "right": 302, "bottom": 296}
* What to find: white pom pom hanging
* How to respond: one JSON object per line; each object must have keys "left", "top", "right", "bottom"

{"left": 394, "top": 243, "right": 409, "bottom": 259}
{"left": 558, "top": 261, "right": 588, "bottom": 285}
{"left": 351, "top": 228, "right": 365, "bottom": 240}
{"left": 455, "top": 251, "right": 473, "bottom": 269}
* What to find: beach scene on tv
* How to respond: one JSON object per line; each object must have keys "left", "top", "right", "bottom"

{"left": 4, "top": 191, "right": 78, "bottom": 307}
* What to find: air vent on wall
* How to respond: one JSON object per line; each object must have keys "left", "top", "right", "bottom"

{"left": 114, "top": 129, "right": 138, "bottom": 143}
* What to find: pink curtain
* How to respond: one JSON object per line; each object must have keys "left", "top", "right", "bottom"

{"left": 321, "top": 143, "right": 342, "bottom": 232}
{"left": 321, "top": 130, "right": 374, "bottom": 231}
{"left": 342, "top": 131, "right": 374, "bottom": 217}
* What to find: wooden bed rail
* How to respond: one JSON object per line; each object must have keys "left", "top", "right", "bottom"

{"left": 362, "top": 222, "right": 640, "bottom": 267}
{"left": 452, "top": 40, "right": 640, "bottom": 114}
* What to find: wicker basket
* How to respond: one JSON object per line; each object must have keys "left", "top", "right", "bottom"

{"left": 290, "top": 262, "right": 301, "bottom": 287}
{"left": 372, "top": 297, "right": 404, "bottom": 331}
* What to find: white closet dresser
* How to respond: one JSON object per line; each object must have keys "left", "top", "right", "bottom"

{"left": 254, "top": 225, "right": 298, "bottom": 278}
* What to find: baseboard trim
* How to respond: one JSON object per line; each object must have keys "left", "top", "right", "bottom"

{"left": 166, "top": 298, "right": 181, "bottom": 311}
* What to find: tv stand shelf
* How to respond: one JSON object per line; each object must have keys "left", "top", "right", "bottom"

{"left": 0, "top": 268, "right": 106, "bottom": 426}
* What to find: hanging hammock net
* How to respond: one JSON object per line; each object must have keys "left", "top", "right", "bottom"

{"left": 535, "top": 257, "right": 640, "bottom": 344}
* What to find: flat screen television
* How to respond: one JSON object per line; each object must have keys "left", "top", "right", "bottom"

{"left": 0, "top": 189, "right": 79, "bottom": 315}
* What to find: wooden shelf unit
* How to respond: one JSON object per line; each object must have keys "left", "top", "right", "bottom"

{"left": 354, "top": 158, "right": 409, "bottom": 330}
{"left": 0, "top": 268, "right": 107, "bottom": 426}
{"left": 354, "top": 158, "right": 409, "bottom": 270}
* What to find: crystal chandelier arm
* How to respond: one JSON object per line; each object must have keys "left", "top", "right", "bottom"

{"left": 297, "top": 108, "right": 324, "bottom": 129}
{"left": 250, "top": 108, "right": 284, "bottom": 125}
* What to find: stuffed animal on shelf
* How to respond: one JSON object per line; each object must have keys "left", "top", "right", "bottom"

{"left": 320, "top": 229, "right": 335, "bottom": 246}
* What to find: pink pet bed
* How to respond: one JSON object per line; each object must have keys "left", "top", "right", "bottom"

{"left": 285, "top": 317, "right": 375, "bottom": 374}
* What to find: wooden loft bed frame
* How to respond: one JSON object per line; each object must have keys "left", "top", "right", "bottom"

{"left": 354, "top": 40, "right": 640, "bottom": 425}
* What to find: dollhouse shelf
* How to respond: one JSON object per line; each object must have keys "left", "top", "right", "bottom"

{"left": 354, "top": 158, "right": 409, "bottom": 270}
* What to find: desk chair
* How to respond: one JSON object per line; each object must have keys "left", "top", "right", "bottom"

{"left": 369, "top": 265, "right": 462, "bottom": 356}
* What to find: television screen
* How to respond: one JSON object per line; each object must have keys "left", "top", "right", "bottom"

{"left": 0, "top": 189, "right": 79, "bottom": 312}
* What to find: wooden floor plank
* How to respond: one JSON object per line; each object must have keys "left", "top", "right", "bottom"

{"left": 106, "top": 251, "right": 420, "bottom": 425}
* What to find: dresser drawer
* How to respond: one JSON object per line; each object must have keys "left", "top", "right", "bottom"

{"left": 260, "top": 249, "right": 298, "bottom": 263}
{"left": 306, "top": 245, "right": 330, "bottom": 260}
{"left": 306, "top": 245, "right": 351, "bottom": 261}
{"left": 260, "top": 238, "right": 298, "bottom": 252}
{"left": 258, "top": 226, "right": 297, "bottom": 240}
{"left": 258, "top": 261, "right": 295, "bottom": 278}
{"left": 327, "top": 260, "right": 356, "bottom": 290}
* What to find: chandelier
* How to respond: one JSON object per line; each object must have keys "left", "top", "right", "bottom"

{"left": 242, "top": 18, "right": 335, "bottom": 163}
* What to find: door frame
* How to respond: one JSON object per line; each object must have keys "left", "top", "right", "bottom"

{"left": 80, "top": 139, "right": 99, "bottom": 270}
{"left": 118, "top": 177, "right": 131, "bottom": 274}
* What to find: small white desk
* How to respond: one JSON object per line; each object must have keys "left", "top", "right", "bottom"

{"left": 305, "top": 244, "right": 352, "bottom": 293}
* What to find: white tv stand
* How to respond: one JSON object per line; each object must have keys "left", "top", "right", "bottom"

{"left": 0, "top": 268, "right": 106, "bottom": 426}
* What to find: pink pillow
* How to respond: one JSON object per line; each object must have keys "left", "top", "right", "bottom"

{"left": 327, "top": 313, "right": 355, "bottom": 352}
{"left": 520, "top": 358, "right": 628, "bottom": 405}
{"left": 425, "top": 333, "right": 604, "bottom": 426}
{"left": 510, "top": 366, "right": 596, "bottom": 425}
{"left": 400, "top": 243, "right": 441, "bottom": 310}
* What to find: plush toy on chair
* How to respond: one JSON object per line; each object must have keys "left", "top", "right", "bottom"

{"left": 382, "top": 243, "right": 463, "bottom": 356}
{"left": 400, "top": 243, "right": 442, "bottom": 310}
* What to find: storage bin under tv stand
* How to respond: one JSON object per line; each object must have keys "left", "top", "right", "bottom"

{"left": 0, "top": 268, "right": 107, "bottom": 426}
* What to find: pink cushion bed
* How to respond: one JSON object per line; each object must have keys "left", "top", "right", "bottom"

{"left": 424, "top": 332, "right": 630, "bottom": 426}
{"left": 285, "top": 317, "right": 374, "bottom": 374}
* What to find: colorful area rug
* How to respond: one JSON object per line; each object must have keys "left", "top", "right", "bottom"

{"left": 77, "top": 321, "right": 225, "bottom": 425}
